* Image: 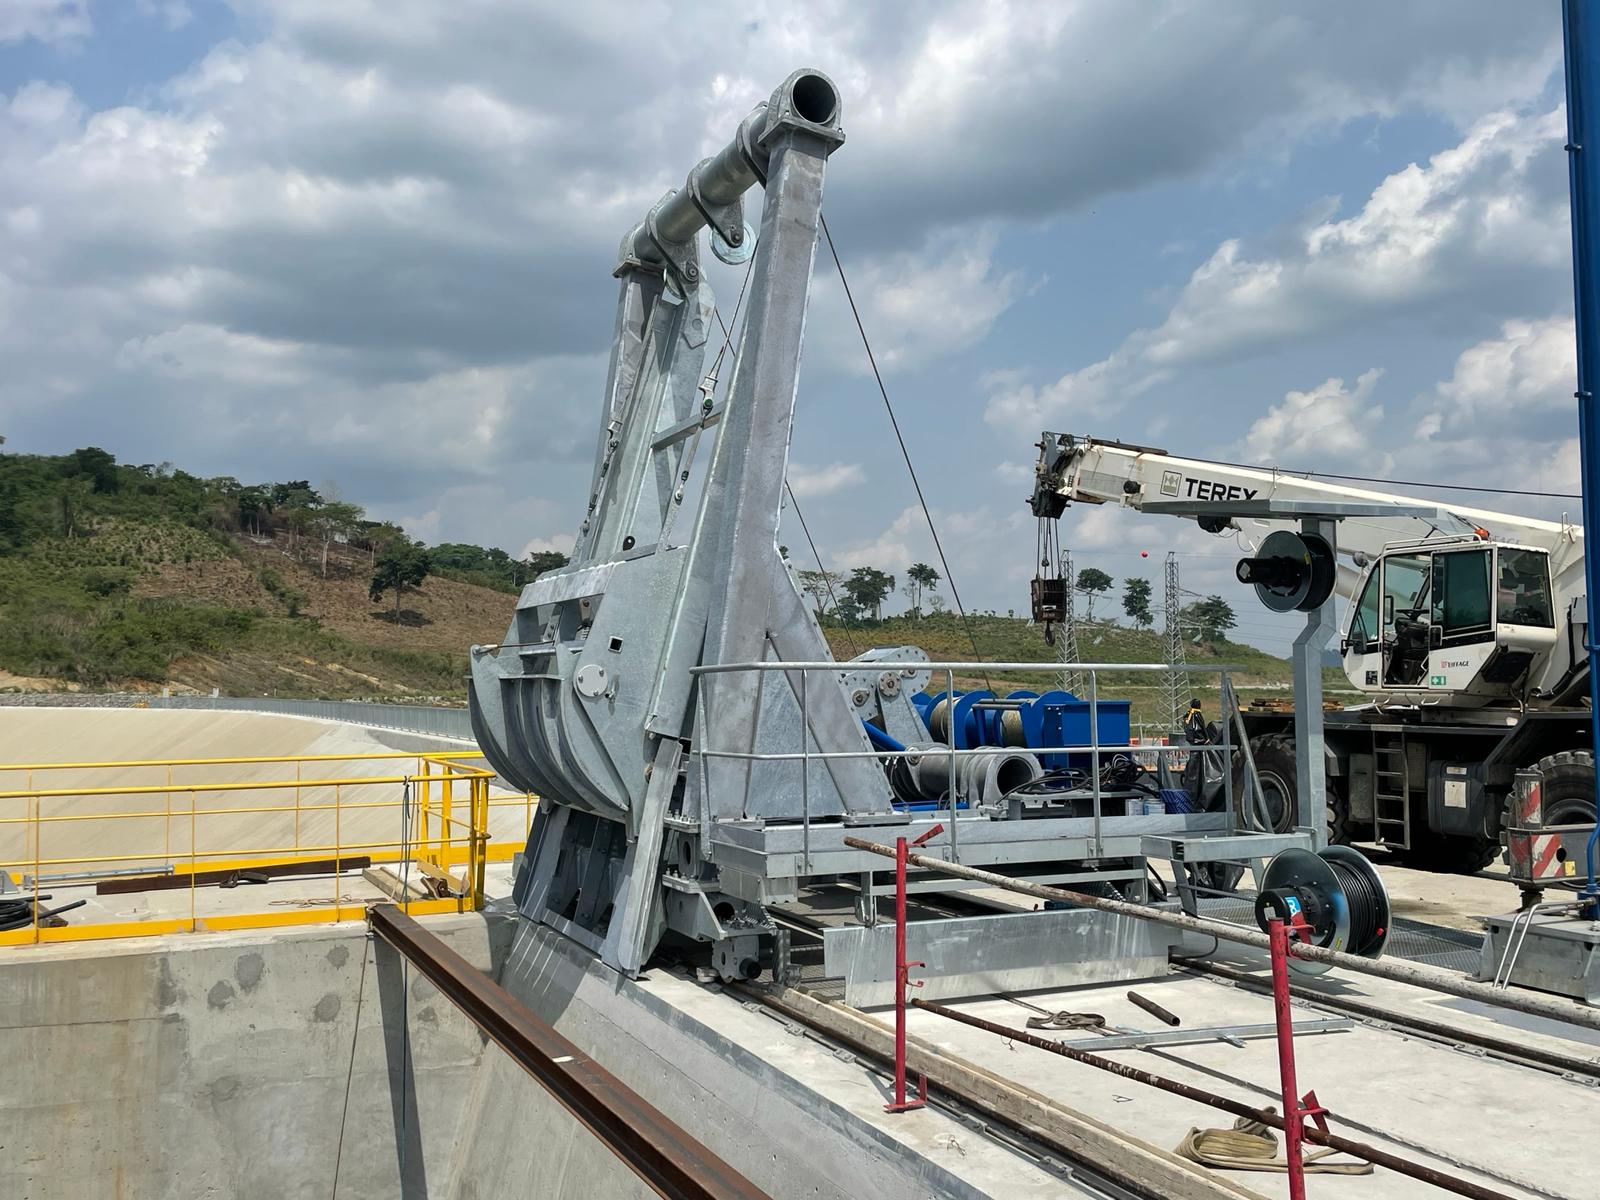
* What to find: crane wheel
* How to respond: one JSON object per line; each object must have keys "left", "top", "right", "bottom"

{"left": 1234, "top": 733, "right": 1351, "bottom": 844}
{"left": 1498, "top": 749, "right": 1597, "bottom": 865}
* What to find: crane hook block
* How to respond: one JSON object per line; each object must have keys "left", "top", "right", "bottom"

{"left": 1235, "top": 530, "right": 1335, "bottom": 613}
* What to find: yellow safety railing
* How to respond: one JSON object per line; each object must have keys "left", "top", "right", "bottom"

{"left": 0, "top": 751, "right": 538, "bottom": 947}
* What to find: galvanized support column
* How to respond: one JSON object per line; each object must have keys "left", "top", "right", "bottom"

{"left": 1292, "top": 516, "right": 1337, "bottom": 850}
{"left": 1562, "top": 0, "right": 1600, "bottom": 907}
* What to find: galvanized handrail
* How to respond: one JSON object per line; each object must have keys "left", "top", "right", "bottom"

{"left": 689, "top": 657, "right": 1267, "bottom": 862}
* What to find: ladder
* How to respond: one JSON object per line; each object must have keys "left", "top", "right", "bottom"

{"left": 1372, "top": 734, "right": 1411, "bottom": 849}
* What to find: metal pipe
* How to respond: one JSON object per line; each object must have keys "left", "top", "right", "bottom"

{"left": 367, "top": 905, "right": 770, "bottom": 1200}
{"left": 1126, "top": 990, "right": 1181, "bottom": 1028}
{"left": 628, "top": 70, "right": 842, "bottom": 265}
{"left": 841, "top": 835, "right": 1600, "bottom": 1031}
{"left": 1268, "top": 919, "right": 1308, "bottom": 1200}
{"left": 913, "top": 1000, "right": 1514, "bottom": 1200}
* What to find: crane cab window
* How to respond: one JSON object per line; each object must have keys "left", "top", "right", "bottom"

{"left": 1348, "top": 569, "right": 1381, "bottom": 653}
{"left": 1432, "top": 549, "right": 1492, "bottom": 643}
{"left": 1383, "top": 554, "right": 1431, "bottom": 627}
{"left": 1497, "top": 548, "right": 1554, "bottom": 627}
{"left": 1383, "top": 553, "right": 1431, "bottom": 686}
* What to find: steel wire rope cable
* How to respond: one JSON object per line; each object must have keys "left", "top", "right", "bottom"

{"left": 785, "top": 484, "right": 860, "bottom": 656}
{"left": 329, "top": 937, "right": 371, "bottom": 1200}
{"left": 820, "top": 214, "right": 993, "bottom": 692}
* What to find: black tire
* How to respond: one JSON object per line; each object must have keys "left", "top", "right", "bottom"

{"left": 1498, "top": 748, "right": 1596, "bottom": 863}
{"left": 1233, "top": 733, "right": 1350, "bottom": 844}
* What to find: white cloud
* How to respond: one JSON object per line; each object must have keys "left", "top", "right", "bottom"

{"left": 984, "top": 107, "right": 1569, "bottom": 431}
{"left": 0, "top": 1, "right": 1571, "bottom": 586}
{"left": 1244, "top": 368, "right": 1389, "bottom": 469}
{"left": 137, "top": 0, "right": 192, "bottom": 31}
{"left": 0, "top": 0, "right": 89, "bottom": 45}
{"left": 787, "top": 461, "right": 865, "bottom": 499}
{"left": 809, "top": 230, "right": 1027, "bottom": 374}
{"left": 1405, "top": 316, "right": 1581, "bottom": 510}
{"left": 1420, "top": 314, "right": 1574, "bottom": 429}
{"left": 520, "top": 533, "right": 576, "bottom": 559}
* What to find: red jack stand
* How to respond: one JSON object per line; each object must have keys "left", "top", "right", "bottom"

{"left": 1268, "top": 915, "right": 1327, "bottom": 1200}
{"left": 885, "top": 823, "right": 943, "bottom": 1113}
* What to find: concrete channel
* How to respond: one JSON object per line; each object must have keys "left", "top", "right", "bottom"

{"left": 4, "top": 707, "right": 1599, "bottom": 1199}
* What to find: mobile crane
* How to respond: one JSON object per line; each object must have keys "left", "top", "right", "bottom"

{"left": 1030, "top": 433, "right": 1595, "bottom": 873}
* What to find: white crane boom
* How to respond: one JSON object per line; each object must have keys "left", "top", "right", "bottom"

{"left": 1033, "top": 435, "right": 1582, "bottom": 601}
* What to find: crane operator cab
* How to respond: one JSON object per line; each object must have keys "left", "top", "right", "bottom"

{"left": 1341, "top": 535, "right": 1558, "bottom": 700}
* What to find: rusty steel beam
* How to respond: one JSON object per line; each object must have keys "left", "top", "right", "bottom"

{"left": 366, "top": 905, "right": 770, "bottom": 1200}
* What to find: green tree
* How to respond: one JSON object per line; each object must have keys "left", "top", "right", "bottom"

{"left": 796, "top": 568, "right": 844, "bottom": 618}
{"left": 357, "top": 519, "right": 408, "bottom": 563}
{"left": 369, "top": 540, "right": 433, "bottom": 619}
{"left": 1122, "top": 577, "right": 1153, "bottom": 628}
{"left": 270, "top": 480, "right": 321, "bottom": 508}
{"left": 1183, "top": 595, "right": 1237, "bottom": 643}
{"left": 524, "top": 549, "right": 569, "bottom": 577}
{"left": 843, "top": 566, "right": 896, "bottom": 620}
{"left": 1075, "top": 566, "right": 1113, "bottom": 620}
{"left": 66, "top": 446, "right": 119, "bottom": 494}
{"left": 902, "top": 562, "right": 941, "bottom": 618}
{"left": 311, "top": 500, "right": 365, "bottom": 577}
{"left": 236, "top": 486, "right": 271, "bottom": 536}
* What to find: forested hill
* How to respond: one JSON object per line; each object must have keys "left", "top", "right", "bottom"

{"left": 0, "top": 445, "right": 563, "bottom": 697}
{"left": 0, "top": 445, "right": 1322, "bottom": 720}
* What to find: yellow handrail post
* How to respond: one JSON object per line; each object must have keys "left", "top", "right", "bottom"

{"left": 165, "top": 763, "right": 173, "bottom": 862}
{"left": 417, "top": 756, "right": 430, "bottom": 870}
{"left": 475, "top": 776, "right": 488, "bottom": 905}
{"left": 334, "top": 781, "right": 342, "bottom": 911}
{"left": 441, "top": 763, "right": 454, "bottom": 868}
{"left": 189, "top": 788, "right": 198, "bottom": 933}
{"left": 294, "top": 759, "right": 302, "bottom": 853}
{"left": 31, "top": 793, "right": 42, "bottom": 945}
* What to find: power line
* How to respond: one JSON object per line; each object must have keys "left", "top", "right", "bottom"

{"left": 820, "top": 214, "right": 991, "bottom": 683}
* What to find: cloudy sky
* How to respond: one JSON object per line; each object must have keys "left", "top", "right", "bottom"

{"left": 0, "top": 2, "right": 1583, "bottom": 654}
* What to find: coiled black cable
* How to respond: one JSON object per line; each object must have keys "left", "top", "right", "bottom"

{"left": 1329, "top": 858, "right": 1386, "bottom": 955}
{"left": 0, "top": 893, "right": 87, "bottom": 931}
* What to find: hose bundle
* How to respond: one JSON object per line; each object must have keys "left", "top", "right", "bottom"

{"left": 0, "top": 892, "right": 87, "bottom": 931}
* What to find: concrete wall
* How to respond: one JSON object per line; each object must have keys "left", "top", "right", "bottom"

{"left": 2, "top": 912, "right": 990, "bottom": 1200}
{"left": 0, "top": 916, "right": 668, "bottom": 1200}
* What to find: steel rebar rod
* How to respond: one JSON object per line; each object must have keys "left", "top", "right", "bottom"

{"left": 841, "top": 836, "right": 1600, "bottom": 1032}
{"left": 914, "top": 1000, "right": 1514, "bottom": 1200}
